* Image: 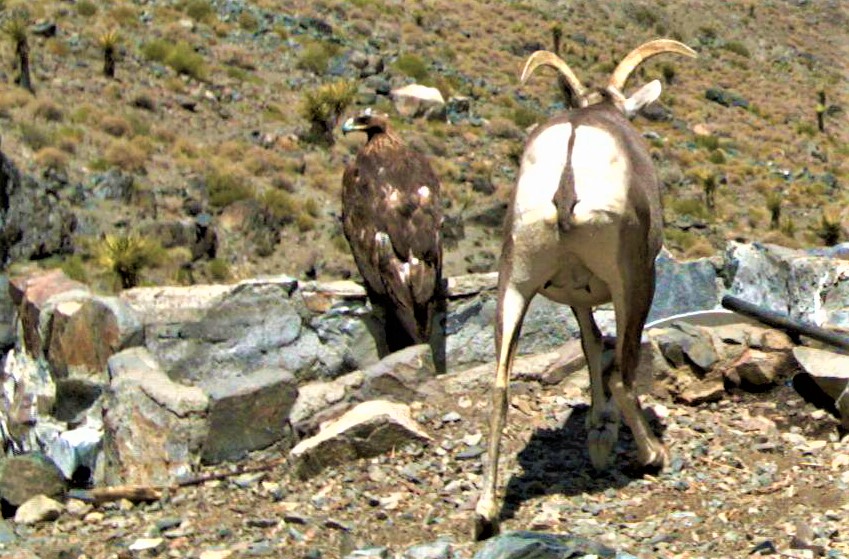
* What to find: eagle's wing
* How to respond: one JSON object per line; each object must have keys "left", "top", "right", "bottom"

{"left": 342, "top": 146, "right": 443, "bottom": 343}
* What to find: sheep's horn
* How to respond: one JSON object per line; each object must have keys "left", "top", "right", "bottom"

{"left": 521, "top": 50, "right": 587, "bottom": 101}
{"left": 609, "top": 39, "right": 697, "bottom": 91}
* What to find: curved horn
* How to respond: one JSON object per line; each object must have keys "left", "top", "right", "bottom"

{"left": 609, "top": 39, "right": 697, "bottom": 91}
{"left": 521, "top": 50, "right": 587, "bottom": 101}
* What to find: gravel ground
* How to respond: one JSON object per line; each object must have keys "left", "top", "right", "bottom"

{"left": 9, "top": 371, "right": 849, "bottom": 559}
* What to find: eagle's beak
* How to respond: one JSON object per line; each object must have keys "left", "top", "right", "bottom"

{"left": 341, "top": 117, "right": 357, "bottom": 134}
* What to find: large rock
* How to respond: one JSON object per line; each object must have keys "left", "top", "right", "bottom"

{"left": 0, "top": 151, "right": 76, "bottom": 266}
{"left": 792, "top": 346, "right": 849, "bottom": 427}
{"left": 44, "top": 294, "right": 143, "bottom": 385}
{"left": 201, "top": 368, "right": 298, "bottom": 464}
{"left": 122, "top": 277, "right": 361, "bottom": 383}
{"left": 648, "top": 249, "right": 720, "bottom": 324}
{"left": 103, "top": 348, "right": 208, "bottom": 485}
{"left": 0, "top": 454, "right": 67, "bottom": 506}
{"left": 290, "top": 400, "right": 431, "bottom": 479}
{"left": 1, "top": 350, "right": 56, "bottom": 451}
{"left": 9, "top": 269, "right": 89, "bottom": 358}
{"left": 14, "top": 494, "right": 63, "bottom": 525}
{"left": 725, "top": 242, "right": 849, "bottom": 330}
{"left": 390, "top": 84, "right": 445, "bottom": 120}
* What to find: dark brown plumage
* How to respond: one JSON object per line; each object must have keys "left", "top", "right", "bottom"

{"left": 341, "top": 110, "right": 443, "bottom": 351}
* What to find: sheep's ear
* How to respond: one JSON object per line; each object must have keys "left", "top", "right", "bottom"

{"left": 623, "top": 79, "right": 662, "bottom": 116}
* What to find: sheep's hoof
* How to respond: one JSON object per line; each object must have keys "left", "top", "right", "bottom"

{"left": 639, "top": 442, "right": 669, "bottom": 472}
{"left": 587, "top": 415, "right": 619, "bottom": 471}
{"left": 474, "top": 513, "right": 500, "bottom": 541}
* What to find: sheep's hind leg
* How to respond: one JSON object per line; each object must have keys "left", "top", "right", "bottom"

{"left": 573, "top": 306, "right": 619, "bottom": 470}
{"left": 609, "top": 279, "right": 668, "bottom": 470}
{"left": 474, "top": 283, "right": 532, "bottom": 540}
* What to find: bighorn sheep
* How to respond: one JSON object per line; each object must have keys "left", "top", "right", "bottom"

{"left": 474, "top": 39, "right": 697, "bottom": 539}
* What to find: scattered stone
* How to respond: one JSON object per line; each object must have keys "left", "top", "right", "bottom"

{"left": 128, "top": 538, "right": 165, "bottom": 553}
{"left": 0, "top": 519, "right": 17, "bottom": 544}
{"left": 290, "top": 400, "right": 432, "bottom": 479}
{"left": 403, "top": 540, "right": 453, "bottom": 559}
{"left": 472, "top": 531, "right": 632, "bottom": 559}
{"left": 360, "top": 344, "right": 437, "bottom": 401}
{"left": 732, "top": 349, "right": 792, "bottom": 387}
{"left": 14, "top": 494, "right": 64, "bottom": 525}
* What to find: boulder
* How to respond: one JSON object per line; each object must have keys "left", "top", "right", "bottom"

{"left": 290, "top": 400, "right": 431, "bottom": 479}
{"left": 103, "top": 348, "right": 208, "bottom": 485}
{"left": 792, "top": 346, "right": 849, "bottom": 427}
{"left": 730, "top": 348, "right": 793, "bottom": 388}
{"left": 201, "top": 368, "right": 298, "bottom": 464}
{"left": 44, "top": 294, "right": 143, "bottom": 385}
{"left": 1, "top": 350, "right": 56, "bottom": 451}
{"left": 9, "top": 269, "right": 89, "bottom": 358}
{"left": 0, "top": 454, "right": 67, "bottom": 507}
{"left": 651, "top": 322, "right": 719, "bottom": 372}
{"left": 390, "top": 84, "right": 445, "bottom": 120}
{"left": 648, "top": 249, "right": 720, "bottom": 324}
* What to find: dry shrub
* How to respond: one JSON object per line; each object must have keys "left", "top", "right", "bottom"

{"left": 0, "top": 87, "right": 33, "bottom": 112}
{"left": 34, "top": 147, "right": 68, "bottom": 171}
{"left": 244, "top": 147, "right": 287, "bottom": 176}
{"left": 105, "top": 139, "right": 148, "bottom": 173}
{"left": 100, "top": 115, "right": 132, "bottom": 138}
{"left": 31, "top": 99, "right": 64, "bottom": 122}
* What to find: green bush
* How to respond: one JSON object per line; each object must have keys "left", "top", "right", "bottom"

{"left": 141, "top": 39, "right": 171, "bottom": 63}
{"left": 511, "top": 106, "right": 543, "bottom": 128}
{"left": 297, "top": 41, "right": 340, "bottom": 74}
{"left": 260, "top": 189, "right": 299, "bottom": 225}
{"left": 166, "top": 41, "right": 207, "bottom": 80}
{"left": 721, "top": 41, "right": 750, "bottom": 58}
{"left": 19, "top": 122, "right": 52, "bottom": 150}
{"left": 394, "top": 53, "right": 429, "bottom": 81}
{"left": 208, "top": 258, "right": 231, "bottom": 281}
{"left": 206, "top": 169, "right": 254, "bottom": 208}
{"left": 184, "top": 0, "right": 214, "bottom": 22}
{"left": 76, "top": 1, "right": 97, "bottom": 16}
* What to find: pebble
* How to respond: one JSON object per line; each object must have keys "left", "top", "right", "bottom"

{"left": 128, "top": 538, "right": 165, "bottom": 552}
{"left": 441, "top": 412, "right": 462, "bottom": 423}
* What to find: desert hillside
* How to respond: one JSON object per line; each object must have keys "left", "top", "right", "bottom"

{"left": 0, "top": 0, "right": 847, "bottom": 291}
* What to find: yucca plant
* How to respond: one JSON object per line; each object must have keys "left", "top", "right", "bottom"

{"left": 300, "top": 80, "right": 356, "bottom": 146}
{"left": 3, "top": 16, "right": 33, "bottom": 93}
{"left": 96, "top": 233, "right": 161, "bottom": 289}
{"left": 97, "top": 30, "right": 121, "bottom": 79}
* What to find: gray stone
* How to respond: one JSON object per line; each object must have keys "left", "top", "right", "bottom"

{"left": 651, "top": 322, "right": 719, "bottom": 371}
{"left": 14, "top": 495, "right": 63, "bottom": 525}
{"left": 201, "top": 368, "right": 298, "bottom": 464}
{"left": 289, "top": 371, "right": 364, "bottom": 429}
{"left": 0, "top": 519, "right": 16, "bottom": 544}
{"left": 103, "top": 348, "right": 208, "bottom": 485}
{"left": 0, "top": 454, "right": 67, "bottom": 507}
{"left": 45, "top": 426, "right": 102, "bottom": 481}
{"left": 1, "top": 350, "right": 56, "bottom": 452}
{"left": 290, "top": 400, "right": 432, "bottom": 479}
{"left": 360, "top": 345, "right": 437, "bottom": 401}
{"left": 648, "top": 249, "right": 720, "bottom": 324}
{"left": 471, "top": 530, "right": 627, "bottom": 559}
{"left": 792, "top": 346, "right": 849, "bottom": 427}
{"left": 0, "top": 151, "right": 76, "bottom": 266}
{"left": 404, "top": 540, "right": 453, "bottom": 559}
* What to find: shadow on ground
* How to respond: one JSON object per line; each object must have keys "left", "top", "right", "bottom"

{"left": 498, "top": 403, "right": 668, "bottom": 524}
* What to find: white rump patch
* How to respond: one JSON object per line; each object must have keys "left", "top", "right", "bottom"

{"left": 514, "top": 123, "right": 573, "bottom": 222}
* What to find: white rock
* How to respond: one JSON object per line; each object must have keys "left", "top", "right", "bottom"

{"left": 14, "top": 495, "right": 63, "bottom": 524}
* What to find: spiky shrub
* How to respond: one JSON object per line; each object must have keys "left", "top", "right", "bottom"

{"left": 815, "top": 207, "right": 841, "bottom": 246}
{"left": 3, "top": 16, "right": 33, "bottom": 93}
{"left": 97, "top": 30, "right": 121, "bottom": 78}
{"left": 96, "top": 234, "right": 162, "bottom": 289}
{"left": 300, "top": 80, "right": 356, "bottom": 146}
{"left": 166, "top": 41, "right": 207, "bottom": 80}
{"left": 765, "top": 191, "right": 782, "bottom": 230}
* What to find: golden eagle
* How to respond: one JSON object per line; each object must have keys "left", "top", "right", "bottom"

{"left": 341, "top": 110, "right": 443, "bottom": 352}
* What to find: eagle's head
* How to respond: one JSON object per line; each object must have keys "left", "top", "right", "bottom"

{"left": 341, "top": 108, "right": 390, "bottom": 140}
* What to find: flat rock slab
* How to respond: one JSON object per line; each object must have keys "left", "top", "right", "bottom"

{"left": 290, "top": 400, "right": 431, "bottom": 479}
